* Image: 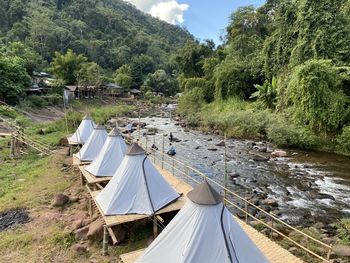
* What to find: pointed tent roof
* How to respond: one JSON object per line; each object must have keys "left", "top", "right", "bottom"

{"left": 187, "top": 180, "right": 222, "bottom": 205}
{"left": 85, "top": 128, "right": 127, "bottom": 177}
{"left": 96, "top": 149, "right": 180, "bottom": 215}
{"left": 136, "top": 181, "right": 269, "bottom": 263}
{"left": 75, "top": 125, "right": 108, "bottom": 161}
{"left": 126, "top": 142, "right": 146, "bottom": 155}
{"left": 69, "top": 115, "right": 95, "bottom": 144}
{"left": 108, "top": 127, "right": 122, "bottom": 137}
{"left": 83, "top": 114, "right": 92, "bottom": 120}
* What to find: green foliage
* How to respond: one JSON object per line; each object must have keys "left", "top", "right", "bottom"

{"left": 336, "top": 218, "right": 350, "bottom": 245}
{"left": 50, "top": 49, "right": 87, "bottom": 85}
{"left": 1, "top": 0, "right": 192, "bottom": 71}
{"left": 24, "top": 95, "right": 48, "bottom": 108}
{"left": 336, "top": 126, "right": 350, "bottom": 155}
{"left": 178, "top": 87, "right": 205, "bottom": 126}
{"left": 142, "top": 69, "right": 179, "bottom": 96}
{"left": 78, "top": 62, "right": 102, "bottom": 87}
{"left": 0, "top": 105, "right": 19, "bottom": 119}
{"left": 0, "top": 53, "right": 30, "bottom": 103}
{"left": 250, "top": 77, "right": 277, "bottom": 109}
{"left": 114, "top": 64, "right": 133, "bottom": 89}
{"left": 287, "top": 60, "right": 348, "bottom": 133}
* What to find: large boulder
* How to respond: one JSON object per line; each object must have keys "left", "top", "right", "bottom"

{"left": 333, "top": 244, "right": 350, "bottom": 257}
{"left": 75, "top": 225, "right": 89, "bottom": 240}
{"left": 59, "top": 137, "right": 69, "bottom": 147}
{"left": 251, "top": 153, "right": 269, "bottom": 162}
{"left": 71, "top": 243, "right": 88, "bottom": 254}
{"left": 52, "top": 194, "right": 69, "bottom": 207}
{"left": 87, "top": 219, "right": 104, "bottom": 242}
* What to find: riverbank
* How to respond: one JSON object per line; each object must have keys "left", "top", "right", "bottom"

{"left": 177, "top": 97, "right": 350, "bottom": 156}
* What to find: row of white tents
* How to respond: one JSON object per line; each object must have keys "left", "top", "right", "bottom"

{"left": 68, "top": 116, "right": 269, "bottom": 262}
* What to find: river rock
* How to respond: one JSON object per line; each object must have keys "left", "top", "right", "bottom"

{"left": 253, "top": 145, "right": 267, "bottom": 152}
{"left": 229, "top": 171, "right": 240, "bottom": 179}
{"left": 87, "top": 219, "right": 104, "bottom": 242}
{"left": 208, "top": 148, "right": 218, "bottom": 151}
{"left": 271, "top": 150, "right": 288, "bottom": 157}
{"left": 71, "top": 244, "right": 88, "bottom": 254}
{"left": 207, "top": 138, "right": 213, "bottom": 141}
{"left": 194, "top": 146, "right": 200, "bottom": 150}
{"left": 333, "top": 244, "right": 350, "bottom": 257}
{"left": 309, "top": 191, "right": 335, "bottom": 200}
{"left": 262, "top": 199, "right": 278, "bottom": 207}
{"left": 59, "top": 137, "right": 69, "bottom": 147}
{"left": 216, "top": 140, "right": 225, "bottom": 146}
{"left": 52, "top": 193, "right": 69, "bottom": 207}
{"left": 75, "top": 225, "right": 89, "bottom": 240}
{"left": 251, "top": 153, "right": 269, "bottom": 162}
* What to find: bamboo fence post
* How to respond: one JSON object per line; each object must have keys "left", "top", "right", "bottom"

{"left": 153, "top": 215, "right": 158, "bottom": 238}
{"left": 153, "top": 134, "right": 156, "bottom": 163}
{"left": 102, "top": 225, "right": 108, "bottom": 256}
{"left": 224, "top": 133, "right": 228, "bottom": 205}
{"left": 161, "top": 134, "right": 164, "bottom": 169}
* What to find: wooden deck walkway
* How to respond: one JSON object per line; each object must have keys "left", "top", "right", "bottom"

{"left": 72, "top": 155, "right": 91, "bottom": 166}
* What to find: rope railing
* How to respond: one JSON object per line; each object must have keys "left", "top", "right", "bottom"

{"left": 140, "top": 135, "right": 332, "bottom": 262}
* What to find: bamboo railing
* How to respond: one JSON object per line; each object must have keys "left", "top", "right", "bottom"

{"left": 141, "top": 135, "right": 333, "bottom": 263}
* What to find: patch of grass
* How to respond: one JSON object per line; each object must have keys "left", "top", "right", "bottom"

{"left": 336, "top": 218, "right": 350, "bottom": 245}
{"left": 0, "top": 152, "right": 70, "bottom": 211}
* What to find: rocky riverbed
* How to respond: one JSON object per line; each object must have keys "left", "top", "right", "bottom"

{"left": 129, "top": 113, "right": 350, "bottom": 228}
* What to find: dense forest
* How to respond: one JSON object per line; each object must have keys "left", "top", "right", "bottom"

{"left": 176, "top": 0, "right": 350, "bottom": 155}
{"left": 0, "top": 0, "right": 192, "bottom": 100}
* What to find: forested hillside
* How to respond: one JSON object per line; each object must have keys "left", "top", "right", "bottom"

{"left": 176, "top": 0, "right": 350, "bottom": 155}
{"left": 0, "top": 0, "right": 192, "bottom": 98}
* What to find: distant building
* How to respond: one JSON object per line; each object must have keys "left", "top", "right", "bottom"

{"left": 26, "top": 71, "right": 55, "bottom": 96}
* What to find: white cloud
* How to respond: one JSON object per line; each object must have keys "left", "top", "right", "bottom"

{"left": 150, "top": 1, "right": 189, "bottom": 24}
{"left": 124, "top": 0, "right": 189, "bottom": 24}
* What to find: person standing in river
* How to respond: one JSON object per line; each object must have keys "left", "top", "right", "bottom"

{"left": 169, "top": 132, "right": 173, "bottom": 142}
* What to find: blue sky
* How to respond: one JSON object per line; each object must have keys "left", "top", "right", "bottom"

{"left": 125, "top": 0, "right": 266, "bottom": 45}
{"left": 180, "top": 0, "right": 266, "bottom": 45}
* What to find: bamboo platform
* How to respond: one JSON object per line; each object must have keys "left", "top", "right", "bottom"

{"left": 78, "top": 165, "right": 112, "bottom": 190}
{"left": 67, "top": 135, "right": 82, "bottom": 146}
{"left": 0, "top": 132, "right": 11, "bottom": 137}
{"left": 87, "top": 166, "right": 192, "bottom": 246}
{"left": 119, "top": 217, "right": 304, "bottom": 263}
{"left": 72, "top": 155, "right": 91, "bottom": 166}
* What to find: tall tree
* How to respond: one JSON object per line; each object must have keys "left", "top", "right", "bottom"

{"left": 50, "top": 49, "right": 87, "bottom": 85}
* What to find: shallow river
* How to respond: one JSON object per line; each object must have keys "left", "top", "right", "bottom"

{"left": 135, "top": 115, "right": 350, "bottom": 226}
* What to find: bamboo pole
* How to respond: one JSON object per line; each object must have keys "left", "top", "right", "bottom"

{"left": 161, "top": 134, "right": 164, "bottom": 169}
{"left": 102, "top": 225, "right": 108, "bottom": 256}
{"left": 224, "top": 133, "right": 228, "bottom": 205}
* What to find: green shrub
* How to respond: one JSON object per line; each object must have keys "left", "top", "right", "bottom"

{"left": 267, "top": 117, "right": 318, "bottom": 149}
{"left": 336, "top": 218, "right": 350, "bottom": 245}
{"left": 336, "top": 126, "right": 350, "bottom": 155}
{"left": 25, "top": 95, "right": 48, "bottom": 108}
{"left": 0, "top": 105, "right": 19, "bottom": 119}
{"left": 41, "top": 95, "right": 62, "bottom": 106}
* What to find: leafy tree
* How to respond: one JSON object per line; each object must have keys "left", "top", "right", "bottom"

{"left": 142, "top": 70, "right": 179, "bottom": 96}
{"left": 77, "top": 62, "right": 102, "bottom": 87}
{"left": 290, "top": 0, "right": 350, "bottom": 65}
{"left": 113, "top": 64, "right": 133, "bottom": 89}
{"left": 287, "top": 60, "right": 348, "bottom": 134}
{"left": 250, "top": 77, "right": 277, "bottom": 109}
{"left": 0, "top": 53, "right": 30, "bottom": 103}
{"left": 5, "top": 42, "right": 40, "bottom": 73}
{"left": 50, "top": 49, "right": 87, "bottom": 85}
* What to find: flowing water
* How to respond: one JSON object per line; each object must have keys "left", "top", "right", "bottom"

{"left": 134, "top": 114, "right": 350, "bottom": 226}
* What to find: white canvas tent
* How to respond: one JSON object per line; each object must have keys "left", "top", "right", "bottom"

{"left": 136, "top": 181, "right": 269, "bottom": 263}
{"left": 96, "top": 143, "right": 180, "bottom": 215}
{"left": 75, "top": 125, "right": 108, "bottom": 162}
{"left": 85, "top": 127, "right": 127, "bottom": 177}
{"left": 69, "top": 115, "right": 95, "bottom": 144}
